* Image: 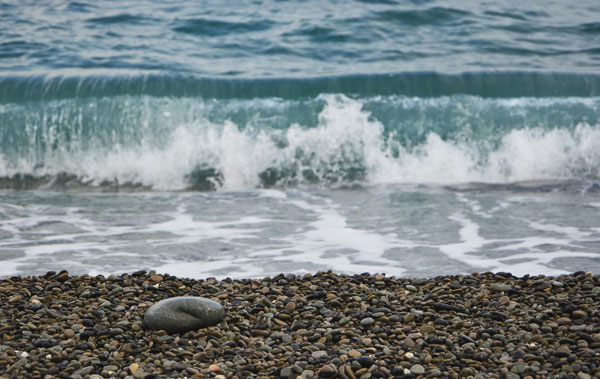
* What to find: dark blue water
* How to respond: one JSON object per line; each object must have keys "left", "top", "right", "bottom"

{"left": 1, "top": 0, "right": 600, "bottom": 278}
{"left": 2, "top": 0, "right": 599, "bottom": 77}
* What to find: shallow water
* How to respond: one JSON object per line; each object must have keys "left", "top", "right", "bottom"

{"left": 1, "top": 184, "right": 599, "bottom": 279}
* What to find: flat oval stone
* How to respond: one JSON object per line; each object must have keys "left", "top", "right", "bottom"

{"left": 144, "top": 297, "right": 225, "bottom": 333}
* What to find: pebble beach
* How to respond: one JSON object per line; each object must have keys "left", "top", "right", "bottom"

{"left": 1, "top": 271, "right": 599, "bottom": 379}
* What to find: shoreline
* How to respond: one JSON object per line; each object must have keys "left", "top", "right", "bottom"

{"left": 1, "top": 271, "right": 599, "bottom": 378}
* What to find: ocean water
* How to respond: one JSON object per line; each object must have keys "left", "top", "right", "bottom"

{"left": 1, "top": 0, "right": 600, "bottom": 278}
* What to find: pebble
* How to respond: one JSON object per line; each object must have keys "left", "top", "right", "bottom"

{"left": 360, "top": 317, "right": 374, "bottom": 326}
{"left": 318, "top": 364, "right": 336, "bottom": 375}
{"left": 348, "top": 349, "right": 361, "bottom": 357}
{"left": 144, "top": 296, "right": 225, "bottom": 333}
{"left": 410, "top": 364, "right": 425, "bottom": 375}
{"left": 490, "top": 283, "right": 512, "bottom": 292}
{"left": 572, "top": 310, "right": 587, "bottom": 319}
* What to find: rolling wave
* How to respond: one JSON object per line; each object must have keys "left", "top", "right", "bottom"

{"left": 1, "top": 93, "right": 599, "bottom": 191}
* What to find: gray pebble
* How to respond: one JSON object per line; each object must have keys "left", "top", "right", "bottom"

{"left": 410, "top": 364, "right": 425, "bottom": 375}
{"left": 281, "top": 367, "right": 293, "bottom": 377}
{"left": 360, "top": 317, "right": 375, "bottom": 326}
{"left": 490, "top": 283, "right": 512, "bottom": 292}
{"left": 311, "top": 350, "right": 328, "bottom": 360}
{"left": 144, "top": 296, "right": 225, "bottom": 333}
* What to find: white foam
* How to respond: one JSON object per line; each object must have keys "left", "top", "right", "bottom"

{"left": 529, "top": 221, "right": 592, "bottom": 240}
{"left": 438, "top": 213, "right": 493, "bottom": 270}
{"left": 2, "top": 94, "right": 599, "bottom": 190}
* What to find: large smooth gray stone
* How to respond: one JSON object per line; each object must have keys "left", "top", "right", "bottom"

{"left": 144, "top": 296, "right": 225, "bottom": 333}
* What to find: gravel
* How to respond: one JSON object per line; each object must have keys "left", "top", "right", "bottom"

{"left": 1, "top": 270, "right": 599, "bottom": 378}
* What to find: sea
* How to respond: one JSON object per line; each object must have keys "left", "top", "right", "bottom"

{"left": 1, "top": 0, "right": 600, "bottom": 279}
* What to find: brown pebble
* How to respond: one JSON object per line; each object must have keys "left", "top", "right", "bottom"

{"left": 343, "top": 365, "right": 356, "bottom": 379}
{"left": 63, "top": 329, "right": 75, "bottom": 338}
{"left": 209, "top": 364, "right": 220, "bottom": 372}
{"left": 318, "top": 364, "right": 336, "bottom": 375}
{"left": 572, "top": 310, "right": 587, "bottom": 319}
{"left": 499, "top": 295, "right": 510, "bottom": 304}
{"left": 150, "top": 274, "right": 163, "bottom": 282}
{"left": 348, "top": 349, "right": 361, "bottom": 358}
{"left": 355, "top": 368, "right": 367, "bottom": 375}
{"left": 557, "top": 317, "right": 572, "bottom": 325}
{"left": 285, "top": 302, "right": 296, "bottom": 312}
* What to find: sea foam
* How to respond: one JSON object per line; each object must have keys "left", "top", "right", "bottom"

{"left": 1, "top": 94, "right": 599, "bottom": 190}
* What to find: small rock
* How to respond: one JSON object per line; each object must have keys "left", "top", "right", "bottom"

{"left": 360, "top": 317, "right": 375, "bottom": 327}
{"left": 144, "top": 296, "right": 225, "bottom": 333}
{"left": 102, "top": 365, "right": 118, "bottom": 373}
{"left": 312, "top": 350, "right": 328, "bottom": 360}
{"left": 281, "top": 367, "right": 294, "bottom": 377}
{"left": 285, "top": 302, "right": 296, "bottom": 312}
{"left": 348, "top": 349, "right": 361, "bottom": 358}
{"left": 318, "top": 364, "right": 336, "bottom": 376}
{"left": 150, "top": 274, "right": 163, "bottom": 282}
{"left": 420, "top": 325, "right": 435, "bottom": 334}
{"left": 572, "top": 310, "right": 587, "bottom": 319}
{"left": 410, "top": 364, "right": 425, "bottom": 375}
{"left": 490, "top": 283, "right": 512, "bottom": 292}
{"left": 8, "top": 358, "right": 27, "bottom": 372}
{"left": 209, "top": 364, "right": 220, "bottom": 372}
{"left": 557, "top": 317, "right": 572, "bottom": 325}
{"left": 357, "top": 356, "right": 374, "bottom": 368}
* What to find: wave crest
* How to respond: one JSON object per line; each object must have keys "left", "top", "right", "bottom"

{"left": 1, "top": 94, "right": 599, "bottom": 190}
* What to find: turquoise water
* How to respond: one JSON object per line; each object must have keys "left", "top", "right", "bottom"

{"left": 1, "top": 0, "right": 599, "bottom": 277}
